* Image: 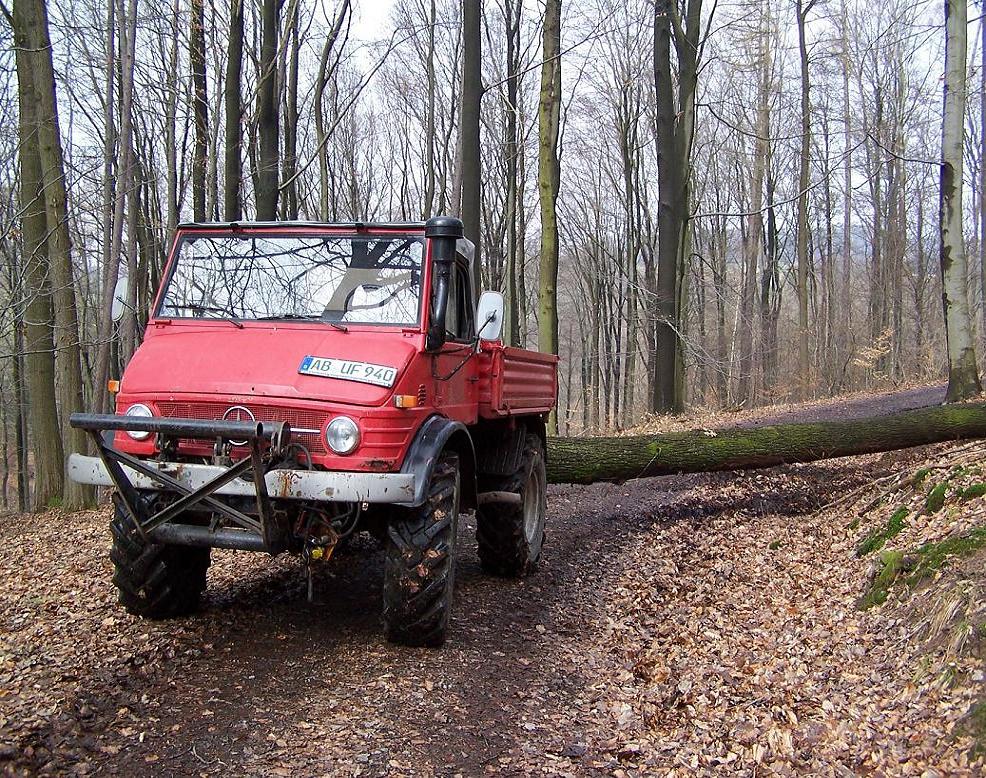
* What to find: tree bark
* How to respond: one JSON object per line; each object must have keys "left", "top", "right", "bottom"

{"left": 22, "top": 0, "right": 93, "bottom": 508}
{"left": 165, "top": 0, "right": 179, "bottom": 231}
{"left": 461, "top": 0, "right": 483, "bottom": 291}
{"left": 224, "top": 0, "right": 244, "bottom": 221}
{"left": 737, "top": 16, "right": 769, "bottom": 406}
{"left": 939, "top": 0, "right": 982, "bottom": 401}
{"left": 256, "top": 0, "right": 280, "bottom": 220}
{"left": 93, "top": 0, "right": 137, "bottom": 415}
{"left": 547, "top": 401, "right": 986, "bottom": 484}
{"left": 538, "top": 0, "right": 561, "bottom": 433}
{"left": 652, "top": 0, "right": 702, "bottom": 414}
{"left": 190, "top": 0, "right": 208, "bottom": 221}
{"left": 423, "top": 0, "right": 438, "bottom": 218}
{"left": 314, "top": 0, "right": 351, "bottom": 221}
{"left": 840, "top": 0, "right": 852, "bottom": 385}
{"left": 794, "top": 0, "right": 815, "bottom": 398}
{"left": 981, "top": 8, "right": 986, "bottom": 350}
{"left": 282, "top": 3, "right": 301, "bottom": 220}
{"left": 504, "top": 0, "right": 521, "bottom": 346}
{"left": 12, "top": 6, "right": 63, "bottom": 509}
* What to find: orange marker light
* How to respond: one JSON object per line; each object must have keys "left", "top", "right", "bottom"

{"left": 107, "top": 380, "right": 121, "bottom": 394}
{"left": 394, "top": 395, "right": 418, "bottom": 409}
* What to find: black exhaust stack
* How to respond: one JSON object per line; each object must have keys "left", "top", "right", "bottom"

{"left": 425, "top": 216, "right": 463, "bottom": 351}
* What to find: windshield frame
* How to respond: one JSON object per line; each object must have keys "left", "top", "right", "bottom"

{"left": 152, "top": 228, "right": 428, "bottom": 329}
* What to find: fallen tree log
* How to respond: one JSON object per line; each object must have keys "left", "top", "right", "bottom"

{"left": 546, "top": 401, "right": 986, "bottom": 484}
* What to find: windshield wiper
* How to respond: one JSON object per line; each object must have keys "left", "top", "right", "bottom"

{"left": 255, "top": 313, "right": 348, "bottom": 332}
{"left": 164, "top": 304, "right": 244, "bottom": 328}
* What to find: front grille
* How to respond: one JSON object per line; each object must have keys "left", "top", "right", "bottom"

{"left": 156, "top": 401, "right": 326, "bottom": 453}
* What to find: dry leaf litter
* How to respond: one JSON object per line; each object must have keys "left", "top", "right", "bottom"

{"left": 1, "top": 403, "right": 984, "bottom": 775}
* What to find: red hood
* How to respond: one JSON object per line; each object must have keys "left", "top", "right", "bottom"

{"left": 122, "top": 323, "right": 418, "bottom": 406}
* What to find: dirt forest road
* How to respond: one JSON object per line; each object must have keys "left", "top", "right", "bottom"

{"left": 2, "top": 382, "right": 981, "bottom": 776}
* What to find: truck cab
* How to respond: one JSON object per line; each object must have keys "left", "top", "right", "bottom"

{"left": 70, "top": 217, "right": 557, "bottom": 647}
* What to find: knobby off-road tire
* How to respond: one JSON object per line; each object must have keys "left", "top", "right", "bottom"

{"left": 382, "top": 452, "right": 460, "bottom": 647}
{"left": 476, "top": 433, "right": 546, "bottom": 577}
{"left": 109, "top": 502, "right": 210, "bottom": 619}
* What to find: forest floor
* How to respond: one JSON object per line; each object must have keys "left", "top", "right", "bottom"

{"left": 3, "top": 381, "right": 986, "bottom": 776}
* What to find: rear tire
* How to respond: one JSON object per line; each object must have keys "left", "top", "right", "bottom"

{"left": 476, "top": 433, "right": 546, "bottom": 577}
{"left": 382, "top": 452, "right": 460, "bottom": 647}
{"left": 109, "top": 501, "right": 210, "bottom": 619}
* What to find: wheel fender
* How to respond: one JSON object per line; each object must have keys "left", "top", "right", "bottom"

{"left": 398, "top": 415, "right": 477, "bottom": 510}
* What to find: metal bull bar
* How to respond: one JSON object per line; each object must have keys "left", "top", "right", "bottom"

{"left": 70, "top": 413, "right": 292, "bottom": 552}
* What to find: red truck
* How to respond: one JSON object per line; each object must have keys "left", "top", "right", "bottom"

{"left": 69, "top": 217, "right": 557, "bottom": 647}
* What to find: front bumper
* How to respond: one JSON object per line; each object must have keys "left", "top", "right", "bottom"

{"left": 69, "top": 454, "right": 415, "bottom": 503}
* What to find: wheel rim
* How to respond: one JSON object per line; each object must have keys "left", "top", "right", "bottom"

{"left": 522, "top": 463, "right": 544, "bottom": 544}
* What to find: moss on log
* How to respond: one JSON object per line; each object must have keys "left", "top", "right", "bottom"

{"left": 546, "top": 401, "right": 986, "bottom": 485}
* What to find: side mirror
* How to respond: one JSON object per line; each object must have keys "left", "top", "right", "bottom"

{"left": 476, "top": 291, "right": 504, "bottom": 342}
{"left": 110, "top": 276, "right": 129, "bottom": 322}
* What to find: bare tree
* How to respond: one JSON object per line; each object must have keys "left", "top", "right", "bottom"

{"left": 537, "top": 0, "right": 561, "bottom": 433}
{"left": 256, "top": 0, "right": 280, "bottom": 219}
{"left": 939, "top": 0, "right": 981, "bottom": 400}
{"left": 462, "top": 0, "right": 483, "bottom": 289}
{"left": 651, "top": 0, "right": 703, "bottom": 412}
{"left": 224, "top": 0, "right": 244, "bottom": 220}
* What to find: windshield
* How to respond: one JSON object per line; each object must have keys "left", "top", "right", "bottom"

{"left": 157, "top": 234, "right": 424, "bottom": 325}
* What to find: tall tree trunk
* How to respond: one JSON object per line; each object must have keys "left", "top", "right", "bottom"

{"left": 282, "top": 4, "right": 300, "bottom": 219}
{"left": 16, "top": 0, "right": 92, "bottom": 507}
{"left": 737, "top": 21, "right": 769, "bottom": 405}
{"left": 915, "top": 193, "right": 927, "bottom": 362}
{"left": 93, "top": 0, "right": 138, "bottom": 415}
{"left": 760, "top": 168, "right": 781, "bottom": 393}
{"left": 504, "top": 0, "right": 521, "bottom": 346}
{"left": 98, "top": 0, "right": 116, "bottom": 380}
{"left": 940, "top": 0, "right": 982, "bottom": 400}
{"left": 794, "top": 0, "right": 815, "bottom": 399}
{"left": 224, "top": 0, "right": 244, "bottom": 220}
{"left": 537, "top": 0, "right": 561, "bottom": 433}
{"left": 166, "top": 0, "right": 179, "bottom": 230}
{"left": 256, "top": 0, "right": 280, "bottom": 220}
{"left": 7, "top": 254, "right": 30, "bottom": 510}
{"left": 461, "top": 0, "right": 483, "bottom": 291}
{"left": 423, "top": 0, "right": 438, "bottom": 218}
{"left": 314, "top": 0, "right": 351, "bottom": 220}
{"left": 822, "top": 116, "right": 836, "bottom": 387}
{"left": 190, "top": 0, "right": 208, "bottom": 221}
{"left": 517, "top": 92, "right": 529, "bottom": 347}
{"left": 12, "top": 19, "right": 62, "bottom": 508}
{"left": 980, "top": 8, "right": 986, "bottom": 348}
{"left": 840, "top": 0, "right": 853, "bottom": 382}
{"left": 652, "top": 0, "right": 702, "bottom": 413}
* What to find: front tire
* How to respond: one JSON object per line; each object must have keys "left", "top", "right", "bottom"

{"left": 476, "top": 433, "right": 546, "bottom": 577}
{"left": 382, "top": 452, "right": 460, "bottom": 647}
{"left": 109, "top": 500, "right": 210, "bottom": 619}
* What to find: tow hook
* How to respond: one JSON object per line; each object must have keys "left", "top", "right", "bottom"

{"left": 302, "top": 531, "right": 338, "bottom": 602}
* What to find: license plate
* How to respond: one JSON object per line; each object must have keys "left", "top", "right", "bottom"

{"left": 298, "top": 355, "right": 398, "bottom": 387}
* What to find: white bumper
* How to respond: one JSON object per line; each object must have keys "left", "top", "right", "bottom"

{"left": 68, "top": 454, "right": 415, "bottom": 503}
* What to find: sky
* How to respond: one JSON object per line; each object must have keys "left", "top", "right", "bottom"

{"left": 350, "top": 0, "right": 398, "bottom": 43}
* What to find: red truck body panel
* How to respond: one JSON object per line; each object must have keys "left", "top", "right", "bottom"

{"left": 477, "top": 343, "right": 558, "bottom": 418}
{"left": 112, "top": 222, "right": 556, "bottom": 473}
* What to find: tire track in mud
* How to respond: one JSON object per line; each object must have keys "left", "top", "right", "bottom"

{"left": 93, "top": 477, "right": 691, "bottom": 776}
{"left": 94, "top": 458, "right": 885, "bottom": 776}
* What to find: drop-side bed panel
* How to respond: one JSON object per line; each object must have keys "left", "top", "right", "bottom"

{"left": 477, "top": 344, "right": 558, "bottom": 418}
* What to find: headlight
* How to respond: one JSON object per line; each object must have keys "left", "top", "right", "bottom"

{"left": 124, "top": 403, "right": 153, "bottom": 440}
{"left": 325, "top": 416, "right": 360, "bottom": 455}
